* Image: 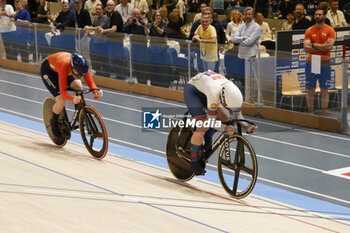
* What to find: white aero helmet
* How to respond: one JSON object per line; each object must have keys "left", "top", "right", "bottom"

{"left": 220, "top": 81, "right": 243, "bottom": 111}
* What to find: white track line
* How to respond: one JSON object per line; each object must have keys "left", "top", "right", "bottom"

{"left": 0, "top": 107, "right": 325, "bottom": 171}
{"left": 1, "top": 68, "right": 349, "bottom": 140}
{"left": 1, "top": 90, "right": 349, "bottom": 159}
{"left": 1, "top": 108, "right": 350, "bottom": 206}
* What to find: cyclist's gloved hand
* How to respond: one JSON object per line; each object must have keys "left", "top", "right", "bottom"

{"left": 243, "top": 124, "right": 258, "bottom": 134}
{"left": 224, "top": 125, "right": 236, "bottom": 135}
{"left": 94, "top": 89, "right": 103, "bottom": 99}
{"left": 72, "top": 95, "right": 81, "bottom": 104}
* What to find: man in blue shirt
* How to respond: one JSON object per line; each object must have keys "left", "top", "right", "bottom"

{"left": 233, "top": 7, "right": 261, "bottom": 59}
{"left": 14, "top": 0, "right": 32, "bottom": 63}
{"left": 232, "top": 7, "right": 261, "bottom": 95}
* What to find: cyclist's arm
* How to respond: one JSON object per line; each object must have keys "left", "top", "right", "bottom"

{"left": 83, "top": 70, "right": 98, "bottom": 93}
{"left": 58, "top": 72, "right": 74, "bottom": 102}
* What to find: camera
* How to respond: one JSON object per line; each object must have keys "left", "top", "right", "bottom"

{"left": 132, "top": 18, "right": 136, "bottom": 23}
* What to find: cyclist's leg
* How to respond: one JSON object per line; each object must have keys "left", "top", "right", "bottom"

{"left": 69, "top": 78, "right": 82, "bottom": 90}
{"left": 69, "top": 77, "right": 83, "bottom": 109}
{"left": 184, "top": 84, "right": 207, "bottom": 175}
{"left": 41, "top": 60, "right": 63, "bottom": 137}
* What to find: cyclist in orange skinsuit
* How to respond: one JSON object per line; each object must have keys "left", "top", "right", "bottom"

{"left": 41, "top": 52, "right": 103, "bottom": 137}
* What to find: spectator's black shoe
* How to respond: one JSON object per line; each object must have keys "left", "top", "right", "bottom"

{"left": 50, "top": 119, "right": 61, "bottom": 137}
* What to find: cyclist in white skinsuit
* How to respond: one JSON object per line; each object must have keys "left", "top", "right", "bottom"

{"left": 184, "top": 70, "right": 257, "bottom": 175}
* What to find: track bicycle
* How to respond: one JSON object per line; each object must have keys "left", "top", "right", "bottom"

{"left": 166, "top": 114, "right": 258, "bottom": 199}
{"left": 42, "top": 88, "right": 108, "bottom": 159}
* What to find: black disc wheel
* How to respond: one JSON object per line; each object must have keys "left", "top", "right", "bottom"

{"left": 42, "top": 96, "right": 68, "bottom": 147}
{"left": 79, "top": 105, "right": 108, "bottom": 159}
{"left": 166, "top": 126, "right": 195, "bottom": 181}
{"left": 217, "top": 135, "right": 258, "bottom": 199}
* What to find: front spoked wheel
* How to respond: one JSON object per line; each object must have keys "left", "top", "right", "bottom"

{"left": 217, "top": 135, "right": 258, "bottom": 199}
{"left": 79, "top": 105, "right": 108, "bottom": 159}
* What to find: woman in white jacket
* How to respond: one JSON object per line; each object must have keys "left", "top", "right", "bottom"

{"left": 226, "top": 10, "right": 243, "bottom": 43}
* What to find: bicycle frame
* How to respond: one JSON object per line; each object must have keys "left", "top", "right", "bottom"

{"left": 64, "top": 88, "right": 96, "bottom": 132}
{"left": 64, "top": 94, "right": 85, "bottom": 132}
{"left": 175, "top": 117, "right": 246, "bottom": 162}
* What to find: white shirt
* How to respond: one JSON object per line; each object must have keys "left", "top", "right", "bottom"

{"left": 326, "top": 10, "right": 347, "bottom": 27}
{"left": 0, "top": 4, "right": 15, "bottom": 32}
{"left": 226, "top": 21, "right": 242, "bottom": 42}
{"left": 233, "top": 20, "right": 261, "bottom": 58}
{"left": 131, "top": 0, "right": 148, "bottom": 16}
{"left": 176, "top": 0, "right": 185, "bottom": 20}
{"left": 259, "top": 21, "right": 272, "bottom": 41}
{"left": 116, "top": 3, "right": 134, "bottom": 24}
{"left": 188, "top": 71, "right": 231, "bottom": 117}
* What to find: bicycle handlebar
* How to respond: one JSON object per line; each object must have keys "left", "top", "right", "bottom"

{"left": 67, "top": 88, "right": 100, "bottom": 95}
{"left": 183, "top": 111, "right": 256, "bottom": 128}
{"left": 222, "top": 119, "right": 257, "bottom": 127}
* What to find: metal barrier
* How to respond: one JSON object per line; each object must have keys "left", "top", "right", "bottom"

{"left": 341, "top": 59, "right": 349, "bottom": 133}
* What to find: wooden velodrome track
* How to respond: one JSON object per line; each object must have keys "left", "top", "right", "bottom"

{"left": 0, "top": 67, "right": 350, "bottom": 232}
{"left": 0, "top": 124, "right": 349, "bottom": 233}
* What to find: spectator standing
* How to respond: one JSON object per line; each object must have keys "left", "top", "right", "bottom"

{"left": 226, "top": 9, "right": 243, "bottom": 43}
{"left": 0, "top": 0, "right": 16, "bottom": 60}
{"left": 326, "top": 0, "right": 347, "bottom": 27}
{"left": 36, "top": 0, "right": 53, "bottom": 24}
{"left": 192, "top": 15, "right": 218, "bottom": 71}
{"left": 14, "top": 0, "right": 30, "bottom": 23}
{"left": 131, "top": 0, "right": 149, "bottom": 18}
{"left": 116, "top": 0, "right": 134, "bottom": 24}
{"left": 101, "top": 0, "right": 123, "bottom": 33}
{"left": 189, "top": 7, "right": 225, "bottom": 45}
{"left": 84, "top": 0, "right": 102, "bottom": 23}
{"left": 255, "top": 12, "right": 272, "bottom": 42}
{"left": 123, "top": 8, "right": 146, "bottom": 35}
{"left": 13, "top": 0, "right": 31, "bottom": 63}
{"left": 144, "top": 10, "right": 167, "bottom": 37}
{"left": 75, "top": 0, "right": 92, "bottom": 29}
{"left": 233, "top": 6, "right": 261, "bottom": 59}
{"left": 54, "top": 0, "right": 75, "bottom": 31}
{"left": 210, "top": 0, "right": 226, "bottom": 15}
{"left": 292, "top": 2, "right": 311, "bottom": 30}
{"left": 193, "top": 3, "right": 206, "bottom": 23}
{"left": 304, "top": 7, "right": 335, "bottom": 114}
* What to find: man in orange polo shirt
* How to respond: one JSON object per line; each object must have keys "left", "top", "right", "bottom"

{"left": 304, "top": 6, "right": 335, "bottom": 114}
